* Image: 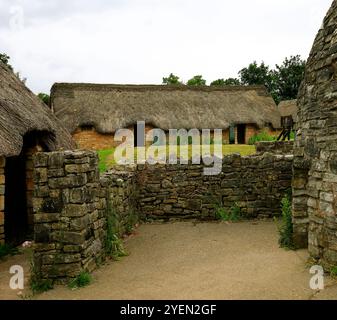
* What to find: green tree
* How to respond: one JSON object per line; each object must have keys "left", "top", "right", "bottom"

{"left": 0, "top": 53, "right": 13, "bottom": 70}
{"left": 274, "top": 55, "right": 306, "bottom": 103}
{"left": 211, "top": 78, "right": 241, "bottom": 86}
{"left": 239, "top": 61, "right": 278, "bottom": 102}
{"left": 37, "top": 93, "right": 50, "bottom": 106}
{"left": 187, "top": 75, "right": 206, "bottom": 86}
{"left": 239, "top": 61, "right": 274, "bottom": 89}
{"left": 162, "top": 73, "right": 182, "bottom": 85}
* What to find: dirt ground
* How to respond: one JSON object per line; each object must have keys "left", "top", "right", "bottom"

{"left": 1, "top": 221, "right": 337, "bottom": 300}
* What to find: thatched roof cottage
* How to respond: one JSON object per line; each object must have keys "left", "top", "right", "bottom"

{"left": 0, "top": 62, "right": 75, "bottom": 245}
{"left": 51, "top": 83, "right": 281, "bottom": 149}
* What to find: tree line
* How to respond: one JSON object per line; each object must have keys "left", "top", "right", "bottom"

{"left": 162, "top": 55, "right": 306, "bottom": 104}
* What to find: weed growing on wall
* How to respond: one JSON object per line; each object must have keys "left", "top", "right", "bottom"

{"left": 330, "top": 266, "right": 337, "bottom": 278}
{"left": 216, "top": 203, "right": 242, "bottom": 222}
{"left": 68, "top": 272, "right": 92, "bottom": 289}
{"left": 276, "top": 190, "right": 295, "bottom": 250}
{"left": 105, "top": 190, "right": 128, "bottom": 260}
{"left": 125, "top": 210, "right": 138, "bottom": 234}
{"left": 29, "top": 258, "right": 53, "bottom": 294}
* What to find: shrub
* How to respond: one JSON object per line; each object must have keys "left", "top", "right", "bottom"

{"left": 68, "top": 272, "right": 92, "bottom": 289}
{"left": 248, "top": 130, "right": 276, "bottom": 145}
{"left": 276, "top": 192, "right": 295, "bottom": 250}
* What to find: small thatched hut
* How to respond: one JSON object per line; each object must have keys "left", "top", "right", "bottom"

{"left": 278, "top": 100, "right": 298, "bottom": 127}
{"left": 0, "top": 62, "right": 75, "bottom": 245}
{"left": 51, "top": 83, "right": 281, "bottom": 149}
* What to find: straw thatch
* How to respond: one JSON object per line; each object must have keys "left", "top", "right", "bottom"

{"left": 0, "top": 62, "right": 76, "bottom": 157}
{"left": 278, "top": 100, "right": 298, "bottom": 122}
{"left": 51, "top": 83, "right": 281, "bottom": 134}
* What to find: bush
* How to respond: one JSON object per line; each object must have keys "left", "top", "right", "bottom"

{"left": 276, "top": 192, "right": 295, "bottom": 250}
{"left": 248, "top": 130, "right": 276, "bottom": 145}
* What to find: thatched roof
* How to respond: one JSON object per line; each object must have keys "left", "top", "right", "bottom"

{"left": 0, "top": 62, "right": 76, "bottom": 157}
{"left": 278, "top": 100, "right": 298, "bottom": 122}
{"left": 51, "top": 83, "right": 281, "bottom": 133}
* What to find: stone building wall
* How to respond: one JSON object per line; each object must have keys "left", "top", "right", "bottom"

{"left": 0, "top": 157, "right": 4, "bottom": 244}
{"left": 32, "top": 150, "right": 137, "bottom": 283}
{"left": 136, "top": 153, "right": 293, "bottom": 220}
{"left": 256, "top": 141, "right": 294, "bottom": 155}
{"left": 292, "top": 0, "right": 337, "bottom": 269}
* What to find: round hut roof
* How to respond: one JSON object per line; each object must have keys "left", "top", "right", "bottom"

{"left": 278, "top": 100, "right": 298, "bottom": 122}
{"left": 0, "top": 62, "right": 76, "bottom": 157}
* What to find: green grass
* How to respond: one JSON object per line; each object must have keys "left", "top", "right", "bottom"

{"left": 68, "top": 272, "right": 92, "bottom": 289}
{"left": 98, "top": 145, "right": 256, "bottom": 173}
{"left": 0, "top": 244, "right": 19, "bottom": 259}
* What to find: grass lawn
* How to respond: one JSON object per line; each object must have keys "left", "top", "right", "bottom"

{"left": 98, "top": 144, "right": 256, "bottom": 173}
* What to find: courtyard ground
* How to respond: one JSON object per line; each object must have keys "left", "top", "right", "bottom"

{"left": 0, "top": 221, "right": 337, "bottom": 300}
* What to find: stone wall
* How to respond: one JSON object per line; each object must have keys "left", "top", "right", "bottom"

{"left": 32, "top": 150, "right": 137, "bottom": 283}
{"left": 32, "top": 148, "right": 293, "bottom": 281}
{"left": 292, "top": 0, "right": 337, "bottom": 269}
{"left": 256, "top": 141, "right": 294, "bottom": 155}
{"left": 0, "top": 157, "right": 4, "bottom": 244}
{"left": 136, "top": 153, "right": 293, "bottom": 220}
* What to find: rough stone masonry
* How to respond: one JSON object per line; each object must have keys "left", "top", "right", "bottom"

{"left": 32, "top": 148, "right": 293, "bottom": 282}
{"left": 32, "top": 150, "right": 136, "bottom": 283}
{"left": 292, "top": 0, "right": 337, "bottom": 270}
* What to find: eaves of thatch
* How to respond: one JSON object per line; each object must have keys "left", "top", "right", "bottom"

{"left": 278, "top": 100, "right": 298, "bottom": 122}
{"left": 51, "top": 83, "right": 281, "bottom": 134}
{"left": 0, "top": 62, "right": 76, "bottom": 157}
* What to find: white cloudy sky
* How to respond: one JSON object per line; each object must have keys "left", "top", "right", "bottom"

{"left": 0, "top": 0, "right": 333, "bottom": 93}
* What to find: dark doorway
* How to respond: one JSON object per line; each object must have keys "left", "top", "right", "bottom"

{"left": 4, "top": 131, "right": 51, "bottom": 246}
{"left": 237, "top": 124, "right": 246, "bottom": 144}
{"left": 4, "top": 153, "right": 28, "bottom": 246}
{"left": 229, "top": 125, "right": 235, "bottom": 144}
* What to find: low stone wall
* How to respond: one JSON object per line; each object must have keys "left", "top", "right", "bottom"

{"left": 255, "top": 141, "right": 294, "bottom": 155}
{"left": 136, "top": 153, "right": 293, "bottom": 220}
{"left": 32, "top": 151, "right": 137, "bottom": 283}
{"left": 0, "top": 157, "right": 5, "bottom": 244}
{"left": 32, "top": 150, "right": 293, "bottom": 282}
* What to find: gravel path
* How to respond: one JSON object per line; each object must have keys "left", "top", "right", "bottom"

{"left": 1, "top": 221, "right": 337, "bottom": 300}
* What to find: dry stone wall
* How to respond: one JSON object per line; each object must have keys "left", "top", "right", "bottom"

{"left": 32, "top": 150, "right": 136, "bottom": 283}
{"left": 0, "top": 157, "right": 4, "bottom": 244}
{"left": 32, "top": 147, "right": 293, "bottom": 282}
{"left": 292, "top": 0, "right": 337, "bottom": 269}
{"left": 256, "top": 141, "right": 294, "bottom": 155}
{"left": 136, "top": 153, "right": 293, "bottom": 220}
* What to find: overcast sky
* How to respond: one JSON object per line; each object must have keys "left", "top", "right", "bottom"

{"left": 0, "top": 0, "right": 333, "bottom": 94}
